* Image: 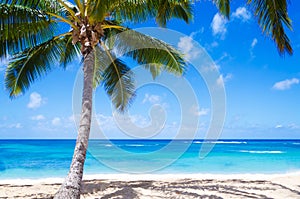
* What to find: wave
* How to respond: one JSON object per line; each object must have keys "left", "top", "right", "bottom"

{"left": 193, "top": 141, "right": 203, "bottom": 144}
{"left": 238, "top": 150, "right": 284, "bottom": 154}
{"left": 208, "top": 141, "right": 247, "bottom": 144}
{"left": 105, "top": 144, "right": 112, "bottom": 147}
{"left": 125, "top": 144, "right": 145, "bottom": 147}
{"left": 293, "top": 143, "right": 300, "bottom": 145}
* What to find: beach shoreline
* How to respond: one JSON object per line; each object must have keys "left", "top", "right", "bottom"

{"left": 1, "top": 172, "right": 299, "bottom": 198}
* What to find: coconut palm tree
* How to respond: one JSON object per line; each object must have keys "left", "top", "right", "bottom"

{"left": 0, "top": 0, "right": 193, "bottom": 198}
{"left": 0, "top": 0, "right": 293, "bottom": 198}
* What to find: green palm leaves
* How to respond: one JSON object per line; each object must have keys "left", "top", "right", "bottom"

{"left": 213, "top": 0, "right": 230, "bottom": 18}
{"left": 0, "top": 3, "right": 55, "bottom": 58}
{"left": 0, "top": 0, "right": 294, "bottom": 111}
{"left": 5, "top": 34, "right": 80, "bottom": 97}
{"left": 213, "top": 0, "right": 293, "bottom": 55}
{"left": 247, "top": 0, "right": 293, "bottom": 55}
{"left": 1, "top": 0, "right": 191, "bottom": 112}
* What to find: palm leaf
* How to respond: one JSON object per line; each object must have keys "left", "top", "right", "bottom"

{"left": 87, "top": 0, "right": 115, "bottom": 23}
{"left": 5, "top": 35, "right": 77, "bottom": 97}
{"left": 94, "top": 45, "right": 135, "bottom": 112}
{"left": 0, "top": 3, "right": 56, "bottom": 58}
{"left": 155, "top": 0, "right": 193, "bottom": 27}
{"left": 110, "top": 0, "right": 156, "bottom": 24}
{"left": 3, "top": 0, "right": 40, "bottom": 8}
{"left": 105, "top": 27, "right": 186, "bottom": 78}
{"left": 88, "top": 0, "right": 192, "bottom": 26}
{"left": 59, "top": 34, "right": 81, "bottom": 69}
{"left": 248, "top": 0, "right": 293, "bottom": 55}
{"left": 213, "top": 0, "right": 230, "bottom": 19}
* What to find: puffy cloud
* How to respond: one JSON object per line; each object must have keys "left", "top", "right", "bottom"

{"left": 211, "top": 41, "right": 219, "bottom": 48}
{"left": 217, "top": 73, "right": 233, "bottom": 86}
{"left": 232, "top": 7, "right": 251, "bottom": 22}
{"left": 52, "top": 117, "right": 61, "bottom": 126}
{"left": 27, "top": 92, "right": 44, "bottom": 109}
{"left": 177, "top": 35, "right": 201, "bottom": 60}
{"left": 211, "top": 13, "right": 228, "bottom": 38}
{"left": 31, "top": 114, "right": 45, "bottom": 121}
{"left": 142, "top": 94, "right": 161, "bottom": 104}
{"left": 190, "top": 105, "right": 210, "bottom": 116}
{"left": 251, "top": 38, "right": 258, "bottom": 48}
{"left": 1, "top": 123, "right": 23, "bottom": 129}
{"left": 272, "top": 78, "right": 299, "bottom": 90}
{"left": 275, "top": 124, "right": 300, "bottom": 130}
{"left": 250, "top": 38, "right": 258, "bottom": 58}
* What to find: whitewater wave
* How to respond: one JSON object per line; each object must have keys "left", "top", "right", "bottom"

{"left": 208, "top": 141, "right": 247, "bottom": 144}
{"left": 125, "top": 144, "right": 145, "bottom": 147}
{"left": 193, "top": 141, "right": 203, "bottom": 144}
{"left": 238, "top": 150, "right": 284, "bottom": 154}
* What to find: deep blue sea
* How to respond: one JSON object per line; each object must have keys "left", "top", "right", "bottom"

{"left": 0, "top": 139, "right": 300, "bottom": 179}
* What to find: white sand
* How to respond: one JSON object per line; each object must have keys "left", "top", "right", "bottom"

{"left": 0, "top": 173, "right": 299, "bottom": 198}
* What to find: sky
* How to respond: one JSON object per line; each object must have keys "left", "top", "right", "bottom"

{"left": 0, "top": 1, "right": 300, "bottom": 139}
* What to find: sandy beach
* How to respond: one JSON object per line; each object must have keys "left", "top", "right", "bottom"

{"left": 0, "top": 173, "right": 299, "bottom": 199}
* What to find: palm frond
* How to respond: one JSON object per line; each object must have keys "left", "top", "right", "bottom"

{"left": 0, "top": 3, "right": 56, "bottom": 58}
{"left": 96, "top": 44, "right": 135, "bottom": 112}
{"left": 87, "top": 0, "right": 115, "bottom": 23}
{"left": 3, "top": 0, "right": 41, "bottom": 8}
{"left": 93, "top": 46, "right": 109, "bottom": 88}
{"left": 59, "top": 34, "right": 81, "bottom": 69}
{"left": 213, "top": 0, "right": 230, "bottom": 19}
{"left": 88, "top": 0, "right": 192, "bottom": 26}
{"left": 73, "top": 0, "right": 84, "bottom": 17}
{"left": 248, "top": 0, "right": 293, "bottom": 55}
{"left": 110, "top": 0, "right": 156, "bottom": 24}
{"left": 155, "top": 0, "right": 193, "bottom": 27}
{"left": 105, "top": 27, "right": 187, "bottom": 79}
{"left": 5, "top": 35, "right": 76, "bottom": 97}
{"left": 3, "top": 0, "right": 65, "bottom": 13}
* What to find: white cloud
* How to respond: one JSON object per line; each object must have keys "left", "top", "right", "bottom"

{"left": 211, "top": 41, "right": 219, "bottom": 48}
{"left": 190, "top": 105, "right": 210, "bottom": 116}
{"left": 232, "top": 7, "right": 251, "bottom": 22}
{"left": 287, "top": 123, "right": 300, "bottom": 130}
{"left": 275, "top": 123, "right": 300, "bottom": 130}
{"left": 142, "top": 94, "right": 161, "bottom": 104}
{"left": 272, "top": 78, "right": 299, "bottom": 90}
{"left": 31, "top": 114, "right": 45, "bottom": 121}
{"left": 211, "top": 13, "right": 228, "bottom": 39}
{"left": 250, "top": 38, "right": 258, "bottom": 58}
{"left": 27, "top": 92, "right": 44, "bottom": 109}
{"left": 52, "top": 117, "right": 61, "bottom": 126}
{"left": 251, "top": 38, "right": 258, "bottom": 48}
{"left": 3, "top": 123, "right": 23, "bottom": 129}
{"left": 217, "top": 73, "right": 233, "bottom": 86}
{"left": 15, "top": 123, "right": 22, "bottom": 128}
{"left": 177, "top": 35, "right": 201, "bottom": 60}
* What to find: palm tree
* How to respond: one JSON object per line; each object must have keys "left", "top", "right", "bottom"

{"left": 0, "top": 0, "right": 193, "bottom": 198}
{"left": 0, "top": 0, "right": 293, "bottom": 198}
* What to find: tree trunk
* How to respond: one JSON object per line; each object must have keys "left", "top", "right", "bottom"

{"left": 54, "top": 49, "right": 95, "bottom": 199}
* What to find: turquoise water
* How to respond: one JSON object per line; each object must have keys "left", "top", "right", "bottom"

{"left": 0, "top": 139, "right": 300, "bottom": 179}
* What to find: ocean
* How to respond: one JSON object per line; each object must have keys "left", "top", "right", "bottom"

{"left": 0, "top": 139, "right": 300, "bottom": 179}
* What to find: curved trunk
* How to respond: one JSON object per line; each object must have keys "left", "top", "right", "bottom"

{"left": 54, "top": 49, "right": 95, "bottom": 199}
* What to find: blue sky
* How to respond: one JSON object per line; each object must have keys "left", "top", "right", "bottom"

{"left": 1, "top": 1, "right": 300, "bottom": 139}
